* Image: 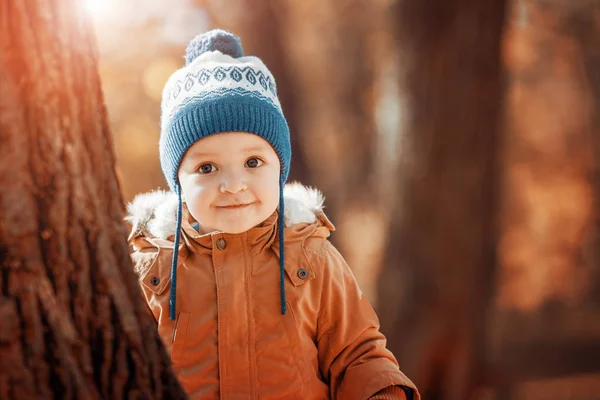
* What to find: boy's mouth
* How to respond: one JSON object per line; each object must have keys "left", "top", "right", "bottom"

{"left": 216, "top": 202, "right": 254, "bottom": 209}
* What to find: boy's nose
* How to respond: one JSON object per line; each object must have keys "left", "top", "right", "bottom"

{"left": 219, "top": 174, "right": 248, "bottom": 194}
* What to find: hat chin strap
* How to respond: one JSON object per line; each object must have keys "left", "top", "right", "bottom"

{"left": 279, "top": 177, "right": 287, "bottom": 315}
{"left": 169, "top": 183, "right": 183, "bottom": 321}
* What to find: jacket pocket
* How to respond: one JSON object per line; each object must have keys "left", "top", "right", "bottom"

{"left": 282, "top": 302, "right": 315, "bottom": 385}
{"left": 171, "top": 311, "right": 191, "bottom": 365}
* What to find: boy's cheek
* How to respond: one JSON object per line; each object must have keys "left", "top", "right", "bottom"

{"left": 181, "top": 179, "right": 212, "bottom": 201}
{"left": 184, "top": 191, "right": 213, "bottom": 221}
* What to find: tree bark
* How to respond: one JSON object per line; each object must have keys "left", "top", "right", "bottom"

{"left": 377, "top": 1, "right": 507, "bottom": 399}
{"left": 0, "top": 1, "right": 187, "bottom": 398}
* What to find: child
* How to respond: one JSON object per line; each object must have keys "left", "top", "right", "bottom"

{"left": 126, "top": 29, "right": 419, "bottom": 400}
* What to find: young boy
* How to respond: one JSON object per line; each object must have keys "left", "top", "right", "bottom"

{"left": 126, "top": 29, "right": 419, "bottom": 400}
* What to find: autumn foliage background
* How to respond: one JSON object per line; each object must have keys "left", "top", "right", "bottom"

{"left": 89, "top": 0, "right": 600, "bottom": 398}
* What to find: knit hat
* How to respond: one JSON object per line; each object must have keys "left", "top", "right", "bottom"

{"left": 159, "top": 29, "right": 292, "bottom": 320}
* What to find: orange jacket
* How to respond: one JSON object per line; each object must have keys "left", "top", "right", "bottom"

{"left": 127, "top": 185, "right": 419, "bottom": 399}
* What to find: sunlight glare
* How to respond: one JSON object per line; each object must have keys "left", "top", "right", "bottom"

{"left": 84, "top": 0, "right": 116, "bottom": 20}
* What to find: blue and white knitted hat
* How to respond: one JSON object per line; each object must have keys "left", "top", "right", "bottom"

{"left": 159, "top": 29, "right": 292, "bottom": 320}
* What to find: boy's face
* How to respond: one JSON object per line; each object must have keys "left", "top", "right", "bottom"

{"left": 178, "top": 132, "right": 281, "bottom": 234}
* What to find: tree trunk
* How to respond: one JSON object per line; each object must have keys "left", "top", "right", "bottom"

{"left": 0, "top": 1, "right": 187, "bottom": 398}
{"left": 377, "top": 1, "right": 507, "bottom": 399}
{"left": 487, "top": 1, "right": 600, "bottom": 396}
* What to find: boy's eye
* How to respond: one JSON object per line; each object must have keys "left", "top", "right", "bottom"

{"left": 199, "top": 164, "right": 216, "bottom": 174}
{"left": 246, "top": 158, "right": 263, "bottom": 168}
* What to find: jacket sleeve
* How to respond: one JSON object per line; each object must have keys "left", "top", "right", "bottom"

{"left": 315, "top": 241, "right": 419, "bottom": 400}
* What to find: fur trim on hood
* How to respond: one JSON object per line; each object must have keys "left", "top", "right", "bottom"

{"left": 125, "top": 182, "right": 326, "bottom": 240}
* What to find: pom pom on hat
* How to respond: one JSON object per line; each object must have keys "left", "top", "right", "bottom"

{"left": 185, "top": 29, "right": 244, "bottom": 65}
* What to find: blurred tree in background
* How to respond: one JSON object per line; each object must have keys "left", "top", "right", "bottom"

{"left": 489, "top": 1, "right": 600, "bottom": 399}
{"left": 377, "top": 1, "right": 507, "bottom": 400}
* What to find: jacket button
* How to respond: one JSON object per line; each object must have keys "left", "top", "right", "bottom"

{"left": 216, "top": 238, "right": 227, "bottom": 250}
{"left": 150, "top": 276, "right": 160, "bottom": 286}
{"left": 297, "top": 269, "right": 308, "bottom": 279}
